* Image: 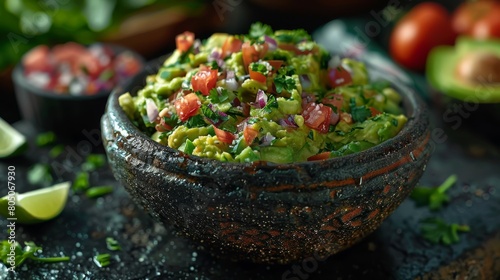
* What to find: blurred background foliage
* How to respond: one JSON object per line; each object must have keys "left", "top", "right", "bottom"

{"left": 0, "top": 0, "right": 205, "bottom": 72}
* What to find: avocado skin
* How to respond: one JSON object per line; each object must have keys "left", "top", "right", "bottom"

{"left": 101, "top": 56, "right": 432, "bottom": 264}
{"left": 427, "top": 37, "right": 500, "bottom": 103}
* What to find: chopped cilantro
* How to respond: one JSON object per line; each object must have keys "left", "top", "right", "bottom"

{"left": 391, "top": 118, "right": 399, "bottom": 127}
{"left": 0, "top": 240, "right": 69, "bottom": 268}
{"left": 248, "top": 22, "right": 273, "bottom": 39}
{"left": 201, "top": 104, "right": 228, "bottom": 125}
{"left": 420, "top": 218, "right": 470, "bottom": 245}
{"left": 410, "top": 175, "right": 457, "bottom": 211}
{"left": 163, "top": 113, "right": 179, "bottom": 128}
{"left": 185, "top": 115, "right": 207, "bottom": 128}
{"left": 262, "top": 95, "right": 278, "bottom": 113}
{"left": 250, "top": 62, "right": 269, "bottom": 74}
{"left": 274, "top": 75, "right": 296, "bottom": 94}
{"left": 209, "top": 87, "right": 230, "bottom": 103}
{"left": 349, "top": 98, "right": 371, "bottom": 123}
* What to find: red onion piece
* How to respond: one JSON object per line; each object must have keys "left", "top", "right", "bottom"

{"left": 260, "top": 132, "right": 275, "bottom": 146}
{"left": 264, "top": 35, "right": 277, "bottom": 51}
{"left": 279, "top": 115, "right": 298, "bottom": 128}
{"left": 255, "top": 89, "right": 267, "bottom": 108}
{"left": 299, "top": 74, "right": 311, "bottom": 89}
{"left": 146, "top": 98, "right": 159, "bottom": 123}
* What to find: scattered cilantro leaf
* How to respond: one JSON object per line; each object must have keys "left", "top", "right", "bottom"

{"left": 410, "top": 175, "right": 457, "bottom": 211}
{"left": 163, "top": 113, "right": 179, "bottom": 128}
{"left": 209, "top": 87, "right": 229, "bottom": 103}
{"left": 349, "top": 98, "right": 371, "bottom": 123}
{"left": 420, "top": 218, "right": 470, "bottom": 245}
{"left": 201, "top": 104, "right": 228, "bottom": 125}
{"left": 105, "top": 237, "right": 121, "bottom": 251}
{"left": 274, "top": 29, "right": 311, "bottom": 44}
{"left": 0, "top": 240, "right": 69, "bottom": 268}
{"left": 36, "top": 131, "right": 57, "bottom": 147}
{"left": 185, "top": 115, "right": 207, "bottom": 128}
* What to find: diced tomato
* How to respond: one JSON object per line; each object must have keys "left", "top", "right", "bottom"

{"left": 302, "top": 102, "right": 332, "bottom": 133}
{"left": 52, "top": 42, "right": 87, "bottom": 65}
{"left": 214, "top": 126, "right": 236, "bottom": 144}
{"left": 221, "top": 36, "right": 243, "bottom": 58}
{"left": 191, "top": 69, "right": 218, "bottom": 95}
{"left": 22, "top": 45, "right": 51, "bottom": 73}
{"left": 176, "top": 31, "right": 195, "bottom": 52}
{"left": 267, "top": 60, "right": 283, "bottom": 73}
{"left": 321, "top": 93, "right": 344, "bottom": 114}
{"left": 327, "top": 66, "right": 353, "bottom": 88}
{"left": 243, "top": 126, "right": 259, "bottom": 145}
{"left": 249, "top": 68, "right": 267, "bottom": 84}
{"left": 74, "top": 52, "right": 102, "bottom": 78}
{"left": 369, "top": 107, "right": 382, "bottom": 116}
{"left": 242, "top": 42, "right": 269, "bottom": 73}
{"left": 307, "top": 151, "right": 331, "bottom": 161}
{"left": 174, "top": 92, "right": 201, "bottom": 121}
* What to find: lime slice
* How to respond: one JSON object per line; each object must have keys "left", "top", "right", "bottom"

{"left": 0, "top": 117, "right": 28, "bottom": 158}
{"left": 0, "top": 181, "right": 71, "bottom": 224}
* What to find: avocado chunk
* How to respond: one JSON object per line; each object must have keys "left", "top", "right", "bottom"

{"left": 426, "top": 36, "right": 500, "bottom": 103}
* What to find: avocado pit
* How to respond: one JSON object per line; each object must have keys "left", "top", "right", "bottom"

{"left": 455, "top": 51, "right": 500, "bottom": 85}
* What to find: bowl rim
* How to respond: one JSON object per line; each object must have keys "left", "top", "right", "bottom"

{"left": 104, "top": 54, "right": 429, "bottom": 169}
{"left": 11, "top": 42, "right": 146, "bottom": 101}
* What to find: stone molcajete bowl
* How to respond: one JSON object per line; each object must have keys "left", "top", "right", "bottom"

{"left": 101, "top": 57, "right": 432, "bottom": 264}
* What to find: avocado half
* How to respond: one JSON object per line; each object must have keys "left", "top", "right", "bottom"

{"left": 426, "top": 37, "right": 500, "bottom": 103}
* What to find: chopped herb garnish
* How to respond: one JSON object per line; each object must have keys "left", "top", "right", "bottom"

{"left": 93, "top": 253, "right": 111, "bottom": 268}
{"left": 207, "top": 60, "right": 221, "bottom": 71}
{"left": 274, "top": 75, "right": 296, "bottom": 94}
{"left": 27, "top": 163, "right": 53, "bottom": 185}
{"left": 163, "top": 113, "right": 180, "bottom": 128}
{"left": 36, "top": 131, "right": 57, "bottom": 147}
{"left": 250, "top": 61, "right": 270, "bottom": 74}
{"left": 410, "top": 175, "right": 457, "bottom": 211}
{"left": 209, "top": 87, "right": 230, "bottom": 103}
{"left": 248, "top": 22, "right": 273, "bottom": 40}
{"left": 49, "top": 144, "right": 65, "bottom": 158}
{"left": 0, "top": 240, "right": 69, "bottom": 268}
{"left": 105, "top": 237, "right": 121, "bottom": 251}
{"left": 391, "top": 118, "right": 399, "bottom": 127}
{"left": 85, "top": 186, "right": 113, "bottom": 199}
{"left": 201, "top": 104, "right": 228, "bottom": 125}
{"left": 81, "top": 154, "right": 106, "bottom": 172}
{"left": 185, "top": 115, "right": 207, "bottom": 128}
{"left": 420, "top": 218, "right": 470, "bottom": 245}
{"left": 72, "top": 171, "right": 90, "bottom": 192}
{"left": 349, "top": 98, "right": 372, "bottom": 123}
{"left": 274, "top": 29, "right": 311, "bottom": 44}
{"left": 99, "top": 69, "right": 114, "bottom": 81}
{"left": 262, "top": 95, "right": 278, "bottom": 113}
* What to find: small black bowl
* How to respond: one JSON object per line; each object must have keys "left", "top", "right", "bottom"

{"left": 12, "top": 44, "right": 145, "bottom": 141}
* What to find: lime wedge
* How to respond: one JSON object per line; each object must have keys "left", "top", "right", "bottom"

{"left": 0, "top": 181, "right": 71, "bottom": 224}
{"left": 0, "top": 117, "right": 28, "bottom": 158}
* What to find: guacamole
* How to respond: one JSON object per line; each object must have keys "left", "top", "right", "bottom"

{"left": 119, "top": 23, "right": 407, "bottom": 164}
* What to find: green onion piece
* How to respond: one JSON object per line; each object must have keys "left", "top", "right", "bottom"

{"left": 36, "top": 131, "right": 57, "bottom": 147}
{"left": 49, "top": 144, "right": 65, "bottom": 158}
{"left": 86, "top": 186, "right": 113, "bottom": 198}
{"left": 72, "top": 171, "right": 90, "bottom": 192}
{"left": 105, "top": 237, "right": 121, "bottom": 251}
{"left": 93, "top": 253, "right": 111, "bottom": 267}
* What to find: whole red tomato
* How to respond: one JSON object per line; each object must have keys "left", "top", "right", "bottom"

{"left": 451, "top": 1, "right": 497, "bottom": 35}
{"left": 470, "top": 6, "right": 500, "bottom": 39}
{"left": 390, "top": 2, "right": 456, "bottom": 72}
